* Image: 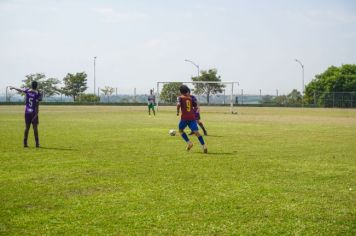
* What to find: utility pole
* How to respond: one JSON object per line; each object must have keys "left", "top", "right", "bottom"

{"left": 295, "top": 59, "right": 304, "bottom": 107}
{"left": 184, "top": 59, "right": 200, "bottom": 78}
{"left": 94, "top": 56, "right": 97, "bottom": 94}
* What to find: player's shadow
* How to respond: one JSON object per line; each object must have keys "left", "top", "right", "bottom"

{"left": 205, "top": 152, "right": 235, "bottom": 156}
{"left": 39, "top": 147, "right": 78, "bottom": 151}
{"left": 205, "top": 135, "right": 224, "bottom": 138}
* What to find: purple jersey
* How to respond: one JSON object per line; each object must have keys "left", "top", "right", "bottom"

{"left": 190, "top": 95, "right": 200, "bottom": 115}
{"left": 23, "top": 89, "right": 42, "bottom": 114}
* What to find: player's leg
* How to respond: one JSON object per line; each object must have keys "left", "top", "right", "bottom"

{"left": 179, "top": 120, "right": 193, "bottom": 151}
{"left": 190, "top": 121, "right": 207, "bottom": 153}
{"left": 24, "top": 114, "right": 31, "bottom": 147}
{"left": 148, "top": 105, "right": 151, "bottom": 115}
{"left": 198, "top": 120, "right": 207, "bottom": 136}
{"left": 189, "top": 114, "right": 199, "bottom": 135}
{"left": 33, "top": 124, "right": 39, "bottom": 147}
{"left": 32, "top": 115, "right": 39, "bottom": 147}
{"left": 152, "top": 106, "right": 156, "bottom": 116}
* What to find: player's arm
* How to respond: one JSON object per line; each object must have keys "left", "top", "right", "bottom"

{"left": 176, "top": 104, "right": 181, "bottom": 116}
{"left": 195, "top": 100, "right": 200, "bottom": 113}
{"left": 38, "top": 92, "right": 43, "bottom": 102}
{"left": 9, "top": 86, "right": 24, "bottom": 93}
{"left": 192, "top": 96, "right": 200, "bottom": 112}
{"left": 176, "top": 96, "right": 181, "bottom": 116}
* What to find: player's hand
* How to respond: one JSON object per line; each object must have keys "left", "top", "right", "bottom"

{"left": 9, "top": 86, "right": 14, "bottom": 90}
{"left": 176, "top": 112, "right": 179, "bottom": 116}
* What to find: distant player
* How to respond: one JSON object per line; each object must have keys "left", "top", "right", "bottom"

{"left": 147, "top": 89, "right": 156, "bottom": 116}
{"left": 177, "top": 85, "right": 207, "bottom": 153}
{"left": 187, "top": 89, "right": 208, "bottom": 136}
{"left": 10, "top": 81, "right": 42, "bottom": 148}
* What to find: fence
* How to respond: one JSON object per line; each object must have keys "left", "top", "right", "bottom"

{"left": 315, "top": 92, "right": 356, "bottom": 108}
{"left": 0, "top": 88, "right": 355, "bottom": 108}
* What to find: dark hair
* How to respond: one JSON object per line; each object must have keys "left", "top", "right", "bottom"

{"left": 31, "top": 81, "right": 38, "bottom": 90}
{"left": 179, "top": 85, "right": 190, "bottom": 94}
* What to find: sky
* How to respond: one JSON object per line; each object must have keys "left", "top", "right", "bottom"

{"left": 1, "top": 0, "right": 356, "bottom": 95}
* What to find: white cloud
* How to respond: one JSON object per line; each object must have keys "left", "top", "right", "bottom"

{"left": 93, "top": 7, "right": 147, "bottom": 23}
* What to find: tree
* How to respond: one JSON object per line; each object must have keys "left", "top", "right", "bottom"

{"left": 22, "top": 73, "right": 46, "bottom": 87}
{"left": 286, "top": 89, "right": 302, "bottom": 105}
{"left": 160, "top": 82, "right": 182, "bottom": 103}
{"left": 61, "top": 72, "right": 88, "bottom": 101}
{"left": 274, "top": 95, "right": 288, "bottom": 105}
{"left": 41, "top": 78, "right": 61, "bottom": 97}
{"left": 192, "top": 69, "right": 225, "bottom": 104}
{"left": 261, "top": 95, "right": 274, "bottom": 104}
{"left": 21, "top": 73, "right": 61, "bottom": 97}
{"left": 304, "top": 64, "right": 356, "bottom": 106}
{"left": 77, "top": 94, "right": 100, "bottom": 102}
{"left": 101, "top": 86, "right": 115, "bottom": 102}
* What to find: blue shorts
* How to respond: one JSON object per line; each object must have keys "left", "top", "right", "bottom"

{"left": 179, "top": 120, "right": 198, "bottom": 131}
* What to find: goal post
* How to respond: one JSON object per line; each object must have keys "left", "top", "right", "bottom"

{"left": 156, "top": 81, "right": 239, "bottom": 114}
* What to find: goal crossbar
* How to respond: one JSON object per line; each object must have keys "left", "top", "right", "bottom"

{"left": 156, "top": 81, "right": 239, "bottom": 114}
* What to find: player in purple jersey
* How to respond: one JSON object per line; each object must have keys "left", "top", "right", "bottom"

{"left": 10, "top": 81, "right": 42, "bottom": 148}
{"left": 187, "top": 90, "right": 208, "bottom": 136}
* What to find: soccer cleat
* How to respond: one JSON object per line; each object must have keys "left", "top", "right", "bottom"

{"left": 186, "top": 142, "right": 193, "bottom": 151}
{"left": 36, "top": 144, "right": 40, "bottom": 148}
{"left": 188, "top": 131, "right": 194, "bottom": 135}
{"left": 204, "top": 131, "right": 208, "bottom": 136}
{"left": 24, "top": 144, "right": 28, "bottom": 148}
{"left": 203, "top": 145, "right": 208, "bottom": 153}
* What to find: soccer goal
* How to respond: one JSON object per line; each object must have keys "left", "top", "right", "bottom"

{"left": 155, "top": 81, "right": 239, "bottom": 114}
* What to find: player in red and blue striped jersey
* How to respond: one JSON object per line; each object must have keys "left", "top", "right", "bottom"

{"left": 176, "top": 85, "right": 207, "bottom": 153}
{"left": 188, "top": 90, "right": 208, "bottom": 136}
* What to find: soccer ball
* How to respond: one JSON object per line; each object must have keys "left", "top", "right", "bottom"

{"left": 169, "top": 129, "right": 176, "bottom": 136}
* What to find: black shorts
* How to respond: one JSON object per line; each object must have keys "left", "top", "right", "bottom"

{"left": 25, "top": 113, "right": 39, "bottom": 126}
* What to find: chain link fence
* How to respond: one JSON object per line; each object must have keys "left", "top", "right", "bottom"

{"left": 0, "top": 87, "right": 355, "bottom": 108}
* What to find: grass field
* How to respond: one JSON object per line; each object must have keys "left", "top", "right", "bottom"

{"left": 0, "top": 105, "right": 355, "bottom": 235}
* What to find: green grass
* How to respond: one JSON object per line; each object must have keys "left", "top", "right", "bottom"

{"left": 0, "top": 106, "right": 355, "bottom": 235}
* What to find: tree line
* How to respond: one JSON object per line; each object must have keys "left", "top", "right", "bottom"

{"left": 161, "top": 64, "right": 356, "bottom": 107}
{"left": 17, "top": 64, "right": 356, "bottom": 106}
{"left": 269, "top": 64, "right": 356, "bottom": 107}
{"left": 20, "top": 73, "right": 117, "bottom": 102}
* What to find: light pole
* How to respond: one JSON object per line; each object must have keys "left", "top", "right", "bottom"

{"left": 295, "top": 59, "right": 304, "bottom": 107}
{"left": 184, "top": 59, "right": 200, "bottom": 78}
{"left": 94, "top": 56, "right": 97, "bottom": 95}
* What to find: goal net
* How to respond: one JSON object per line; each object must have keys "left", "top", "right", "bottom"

{"left": 155, "top": 81, "right": 238, "bottom": 113}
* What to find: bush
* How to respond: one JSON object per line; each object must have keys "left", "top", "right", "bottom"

{"left": 77, "top": 94, "right": 100, "bottom": 102}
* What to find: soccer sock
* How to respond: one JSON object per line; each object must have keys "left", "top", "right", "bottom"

{"left": 198, "top": 136, "right": 205, "bottom": 145}
{"left": 181, "top": 133, "right": 190, "bottom": 142}
{"left": 24, "top": 126, "right": 30, "bottom": 145}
